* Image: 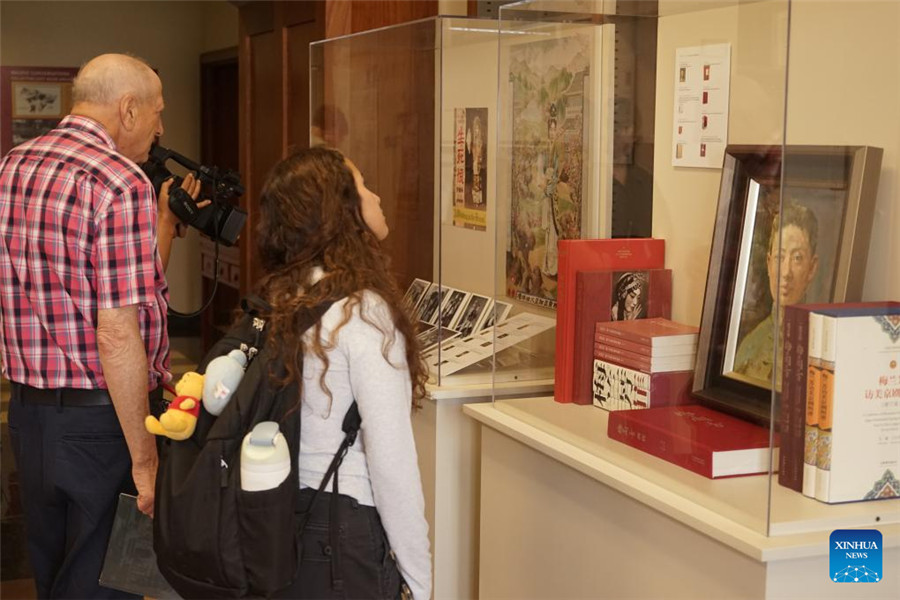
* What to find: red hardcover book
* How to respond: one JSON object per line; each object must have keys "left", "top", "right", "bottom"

{"left": 554, "top": 239, "right": 665, "bottom": 404}
{"left": 594, "top": 318, "right": 698, "bottom": 348}
{"left": 571, "top": 269, "right": 671, "bottom": 404}
{"left": 778, "top": 301, "right": 900, "bottom": 493}
{"left": 593, "top": 343, "right": 695, "bottom": 373}
{"left": 595, "top": 333, "right": 697, "bottom": 358}
{"left": 592, "top": 359, "right": 693, "bottom": 411}
{"left": 607, "top": 405, "right": 775, "bottom": 478}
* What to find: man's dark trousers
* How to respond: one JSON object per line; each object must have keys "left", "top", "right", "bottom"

{"left": 7, "top": 387, "right": 141, "bottom": 599}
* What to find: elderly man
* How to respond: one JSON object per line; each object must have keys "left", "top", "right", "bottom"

{"left": 0, "top": 53, "right": 198, "bottom": 598}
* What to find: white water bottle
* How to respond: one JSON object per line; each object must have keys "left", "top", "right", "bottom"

{"left": 240, "top": 421, "right": 291, "bottom": 491}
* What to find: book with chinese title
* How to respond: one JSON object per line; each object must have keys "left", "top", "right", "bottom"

{"left": 607, "top": 405, "right": 775, "bottom": 479}
{"left": 812, "top": 303, "right": 900, "bottom": 503}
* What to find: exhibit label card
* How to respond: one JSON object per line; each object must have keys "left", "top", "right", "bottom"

{"left": 671, "top": 44, "right": 731, "bottom": 169}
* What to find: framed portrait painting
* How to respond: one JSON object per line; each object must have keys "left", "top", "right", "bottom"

{"left": 693, "top": 145, "right": 883, "bottom": 426}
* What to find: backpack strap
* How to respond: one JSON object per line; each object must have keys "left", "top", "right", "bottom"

{"left": 296, "top": 401, "right": 362, "bottom": 592}
{"left": 240, "top": 294, "right": 271, "bottom": 315}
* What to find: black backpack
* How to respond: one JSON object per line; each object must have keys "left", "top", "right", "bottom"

{"left": 153, "top": 296, "right": 354, "bottom": 599}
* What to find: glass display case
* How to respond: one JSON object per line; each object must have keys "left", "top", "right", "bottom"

{"left": 311, "top": 16, "right": 519, "bottom": 389}
{"left": 474, "top": 0, "right": 899, "bottom": 596}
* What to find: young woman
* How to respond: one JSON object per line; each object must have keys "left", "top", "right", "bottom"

{"left": 257, "top": 147, "right": 431, "bottom": 600}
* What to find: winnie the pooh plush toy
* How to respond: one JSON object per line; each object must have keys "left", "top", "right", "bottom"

{"left": 145, "top": 371, "right": 205, "bottom": 441}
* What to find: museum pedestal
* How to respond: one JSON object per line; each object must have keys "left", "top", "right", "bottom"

{"left": 413, "top": 379, "right": 552, "bottom": 600}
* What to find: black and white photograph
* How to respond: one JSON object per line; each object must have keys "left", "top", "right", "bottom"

{"left": 451, "top": 295, "right": 492, "bottom": 337}
{"left": 438, "top": 289, "right": 468, "bottom": 328}
{"left": 11, "top": 119, "right": 59, "bottom": 146}
{"left": 403, "top": 278, "right": 430, "bottom": 313}
{"left": 416, "top": 283, "right": 446, "bottom": 324}
{"left": 417, "top": 326, "right": 460, "bottom": 352}
{"left": 610, "top": 271, "right": 649, "bottom": 321}
{"left": 416, "top": 323, "right": 436, "bottom": 341}
{"left": 14, "top": 83, "right": 62, "bottom": 117}
{"left": 481, "top": 300, "right": 513, "bottom": 330}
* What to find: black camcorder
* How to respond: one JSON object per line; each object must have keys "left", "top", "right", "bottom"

{"left": 141, "top": 144, "right": 247, "bottom": 246}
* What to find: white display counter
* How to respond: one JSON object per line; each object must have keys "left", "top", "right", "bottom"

{"left": 413, "top": 379, "right": 553, "bottom": 600}
{"left": 465, "top": 397, "right": 900, "bottom": 599}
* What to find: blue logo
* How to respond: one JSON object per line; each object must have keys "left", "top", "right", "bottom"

{"left": 830, "top": 529, "right": 882, "bottom": 583}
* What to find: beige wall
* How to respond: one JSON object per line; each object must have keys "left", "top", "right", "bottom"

{"left": 654, "top": 0, "right": 899, "bottom": 325}
{"left": 0, "top": 0, "right": 238, "bottom": 311}
{"left": 653, "top": 0, "right": 790, "bottom": 325}
{"left": 785, "top": 0, "right": 900, "bottom": 302}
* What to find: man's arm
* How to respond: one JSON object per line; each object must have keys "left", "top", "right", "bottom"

{"left": 97, "top": 305, "right": 157, "bottom": 517}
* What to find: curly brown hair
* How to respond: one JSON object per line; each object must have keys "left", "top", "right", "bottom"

{"left": 255, "top": 146, "right": 427, "bottom": 409}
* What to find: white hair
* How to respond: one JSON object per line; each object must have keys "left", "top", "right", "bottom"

{"left": 72, "top": 53, "right": 159, "bottom": 106}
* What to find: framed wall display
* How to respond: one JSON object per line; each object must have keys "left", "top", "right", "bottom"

{"left": 452, "top": 107, "right": 488, "bottom": 231}
{"left": 693, "top": 145, "right": 883, "bottom": 425}
{"left": 1, "top": 66, "right": 78, "bottom": 155}
{"left": 505, "top": 31, "right": 591, "bottom": 308}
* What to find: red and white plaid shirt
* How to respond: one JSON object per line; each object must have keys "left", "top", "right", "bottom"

{"left": 0, "top": 115, "right": 170, "bottom": 389}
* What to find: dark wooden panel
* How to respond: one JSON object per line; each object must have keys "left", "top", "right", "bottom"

{"left": 200, "top": 52, "right": 240, "bottom": 347}
{"left": 337, "top": 20, "right": 435, "bottom": 290}
{"left": 352, "top": 0, "right": 438, "bottom": 33}
{"left": 286, "top": 21, "right": 322, "bottom": 151}
{"left": 242, "top": 0, "right": 275, "bottom": 35}
{"left": 324, "top": 0, "right": 353, "bottom": 38}
{"left": 200, "top": 54, "right": 239, "bottom": 173}
{"left": 283, "top": 0, "right": 320, "bottom": 25}
{"left": 245, "top": 31, "right": 282, "bottom": 286}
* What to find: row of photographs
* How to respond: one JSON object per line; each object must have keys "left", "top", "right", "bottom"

{"left": 402, "top": 279, "right": 512, "bottom": 351}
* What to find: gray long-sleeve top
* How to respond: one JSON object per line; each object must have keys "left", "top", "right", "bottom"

{"left": 299, "top": 290, "right": 432, "bottom": 600}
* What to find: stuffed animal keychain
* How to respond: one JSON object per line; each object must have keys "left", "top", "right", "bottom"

{"left": 146, "top": 345, "right": 252, "bottom": 441}
{"left": 202, "top": 347, "right": 250, "bottom": 416}
{"left": 145, "top": 372, "right": 204, "bottom": 440}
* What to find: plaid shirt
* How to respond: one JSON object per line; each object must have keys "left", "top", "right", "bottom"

{"left": 0, "top": 115, "right": 169, "bottom": 389}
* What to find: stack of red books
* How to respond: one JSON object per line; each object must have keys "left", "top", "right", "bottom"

{"left": 592, "top": 318, "right": 698, "bottom": 411}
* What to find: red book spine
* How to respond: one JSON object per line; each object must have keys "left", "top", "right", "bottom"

{"left": 554, "top": 242, "right": 573, "bottom": 403}
{"left": 778, "top": 306, "right": 804, "bottom": 491}
{"left": 594, "top": 333, "right": 696, "bottom": 357}
{"left": 594, "top": 344, "right": 653, "bottom": 372}
{"left": 607, "top": 410, "right": 714, "bottom": 478}
{"left": 553, "top": 239, "right": 666, "bottom": 404}
{"left": 595, "top": 334, "right": 653, "bottom": 357}
{"left": 594, "top": 319, "right": 697, "bottom": 347}
{"left": 571, "top": 273, "right": 613, "bottom": 404}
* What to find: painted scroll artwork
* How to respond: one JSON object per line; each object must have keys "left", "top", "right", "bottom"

{"left": 506, "top": 32, "right": 590, "bottom": 309}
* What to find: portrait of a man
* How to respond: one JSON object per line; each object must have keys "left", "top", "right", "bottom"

{"left": 732, "top": 202, "right": 820, "bottom": 385}
{"left": 695, "top": 144, "right": 882, "bottom": 425}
